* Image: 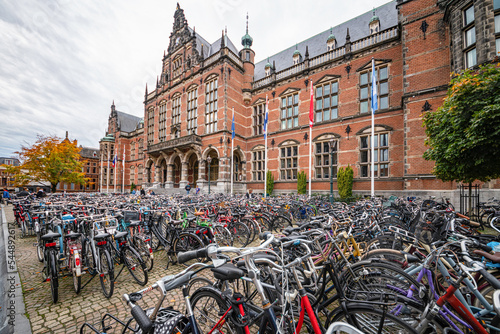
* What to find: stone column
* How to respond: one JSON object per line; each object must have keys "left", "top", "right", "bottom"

{"left": 152, "top": 165, "right": 161, "bottom": 188}
{"left": 197, "top": 159, "right": 207, "bottom": 191}
{"left": 179, "top": 161, "right": 189, "bottom": 189}
{"left": 165, "top": 163, "right": 174, "bottom": 188}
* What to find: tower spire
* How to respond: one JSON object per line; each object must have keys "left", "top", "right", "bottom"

{"left": 241, "top": 12, "right": 253, "bottom": 49}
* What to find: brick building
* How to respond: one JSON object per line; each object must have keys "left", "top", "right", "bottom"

{"left": 99, "top": 0, "right": 500, "bottom": 197}
{"left": 0, "top": 157, "right": 20, "bottom": 190}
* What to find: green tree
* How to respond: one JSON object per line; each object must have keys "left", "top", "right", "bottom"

{"left": 337, "top": 165, "right": 354, "bottom": 199}
{"left": 423, "top": 63, "right": 500, "bottom": 211}
{"left": 266, "top": 171, "right": 274, "bottom": 196}
{"left": 297, "top": 171, "right": 307, "bottom": 194}
{"left": 7, "top": 135, "right": 87, "bottom": 193}
{"left": 130, "top": 182, "right": 136, "bottom": 192}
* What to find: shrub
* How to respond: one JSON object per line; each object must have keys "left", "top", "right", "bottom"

{"left": 266, "top": 171, "right": 274, "bottom": 196}
{"left": 337, "top": 165, "right": 353, "bottom": 199}
{"left": 297, "top": 171, "right": 307, "bottom": 194}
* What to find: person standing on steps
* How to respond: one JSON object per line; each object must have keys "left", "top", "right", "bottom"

{"left": 185, "top": 182, "right": 191, "bottom": 195}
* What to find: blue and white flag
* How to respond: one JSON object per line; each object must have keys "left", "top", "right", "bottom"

{"left": 231, "top": 112, "right": 235, "bottom": 140}
{"left": 371, "top": 58, "right": 378, "bottom": 114}
{"left": 264, "top": 95, "right": 269, "bottom": 139}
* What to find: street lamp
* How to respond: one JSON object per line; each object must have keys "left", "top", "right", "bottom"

{"left": 207, "top": 156, "right": 212, "bottom": 194}
{"left": 329, "top": 139, "right": 336, "bottom": 204}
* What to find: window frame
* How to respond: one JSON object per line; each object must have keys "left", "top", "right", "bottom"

{"left": 279, "top": 143, "right": 298, "bottom": 181}
{"left": 252, "top": 147, "right": 265, "bottom": 181}
{"left": 315, "top": 80, "right": 339, "bottom": 123}
{"left": 280, "top": 93, "right": 299, "bottom": 130}
{"left": 359, "top": 132, "right": 390, "bottom": 178}
{"left": 158, "top": 102, "right": 167, "bottom": 142}
{"left": 314, "top": 139, "right": 338, "bottom": 180}
{"left": 147, "top": 108, "right": 154, "bottom": 145}
{"left": 253, "top": 103, "right": 265, "bottom": 136}
{"left": 359, "top": 65, "right": 389, "bottom": 113}
{"left": 172, "top": 94, "right": 181, "bottom": 138}
{"left": 205, "top": 78, "right": 218, "bottom": 134}
{"left": 462, "top": 4, "right": 477, "bottom": 68}
{"left": 187, "top": 87, "right": 198, "bottom": 135}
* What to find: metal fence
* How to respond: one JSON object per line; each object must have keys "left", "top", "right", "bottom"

{"left": 459, "top": 184, "right": 480, "bottom": 219}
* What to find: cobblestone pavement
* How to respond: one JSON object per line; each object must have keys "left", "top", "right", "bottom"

{"left": 5, "top": 208, "right": 217, "bottom": 333}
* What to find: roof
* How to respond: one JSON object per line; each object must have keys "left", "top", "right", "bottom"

{"left": 116, "top": 111, "right": 142, "bottom": 133}
{"left": 79, "top": 147, "right": 100, "bottom": 159}
{"left": 185, "top": 27, "right": 239, "bottom": 59}
{"left": 0, "top": 157, "right": 20, "bottom": 166}
{"left": 254, "top": 0, "right": 398, "bottom": 80}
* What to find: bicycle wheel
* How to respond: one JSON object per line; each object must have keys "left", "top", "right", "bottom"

{"left": 21, "top": 214, "right": 28, "bottom": 238}
{"left": 328, "top": 304, "right": 418, "bottom": 334}
{"left": 134, "top": 237, "right": 153, "bottom": 271}
{"left": 49, "top": 251, "right": 59, "bottom": 303}
{"left": 172, "top": 232, "right": 205, "bottom": 267}
{"left": 270, "top": 215, "right": 292, "bottom": 232}
{"left": 70, "top": 253, "right": 82, "bottom": 294}
{"left": 123, "top": 247, "right": 148, "bottom": 286}
{"left": 187, "top": 276, "right": 214, "bottom": 295}
{"left": 240, "top": 218, "right": 260, "bottom": 244}
{"left": 212, "top": 225, "right": 231, "bottom": 246}
{"left": 83, "top": 239, "right": 96, "bottom": 275}
{"left": 190, "top": 289, "right": 239, "bottom": 334}
{"left": 99, "top": 249, "right": 115, "bottom": 298}
{"left": 231, "top": 222, "right": 250, "bottom": 248}
{"left": 36, "top": 234, "right": 44, "bottom": 262}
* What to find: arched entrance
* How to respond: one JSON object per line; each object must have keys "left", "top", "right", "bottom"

{"left": 160, "top": 159, "right": 168, "bottom": 185}
{"left": 188, "top": 154, "right": 199, "bottom": 187}
{"left": 205, "top": 150, "right": 219, "bottom": 183}
{"left": 172, "top": 156, "right": 181, "bottom": 188}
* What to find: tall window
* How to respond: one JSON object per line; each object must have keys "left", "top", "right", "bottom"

{"left": 253, "top": 103, "right": 265, "bottom": 135}
{"left": 252, "top": 147, "right": 265, "bottom": 181}
{"left": 130, "top": 166, "right": 135, "bottom": 184}
{"left": 138, "top": 165, "right": 143, "bottom": 184}
{"left": 205, "top": 78, "right": 218, "bottom": 134}
{"left": 172, "top": 95, "right": 181, "bottom": 138}
{"left": 315, "top": 140, "right": 337, "bottom": 179}
{"left": 138, "top": 140, "right": 144, "bottom": 159}
{"left": 315, "top": 81, "right": 338, "bottom": 122}
{"left": 159, "top": 102, "right": 167, "bottom": 142}
{"left": 360, "top": 132, "right": 389, "bottom": 178}
{"left": 360, "top": 65, "right": 389, "bottom": 113}
{"left": 280, "top": 93, "right": 299, "bottom": 130}
{"left": 173, "top": 57, "right": 182, "bottom": 78}
{"left": 463, "top": 5, "right": 477, "bottom": 68}
{"left": 187, "top": 88, "right": 198, "bottom": 135}
{"left": 147, "top": 108, "right": 154, "bottom": 144}
{"left": 280, "top": 143, "right": 298, "bottom": 180}
{"left": 131, "top": 142, "right": 136, "bottom": 160}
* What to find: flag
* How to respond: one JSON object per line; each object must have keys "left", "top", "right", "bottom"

{"left": 309, "top": 80, "right": 314, "bottom": 128}
{"left": 264, "top": 95, "right": 269, "bottom": 139}
{"left": 112, "top": 154, "right": 117, "bottom": 168}
{"left": 231, "top": 111, "right": 235, "bottom": 140}
{"left": 371, "top": 58, "right": 378, "bottom": 113}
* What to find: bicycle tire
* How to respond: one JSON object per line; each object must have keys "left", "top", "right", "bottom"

{"left": 49, "top": 251, "right": 58, "bottom": 303}
{"left": 83, "top": 239, "right": 96, "bottom": 275}
{"left": 99, "top": 248, "right": 114, "bottom": 298}
{"left": 231, "top": 222, "right": 250, "bottom": 248}
{"left": 134, "top": 237, "right": 153, "bottom": 271}
{"left": 173, "top": 232, "right": 205, "bottom": 267}
{"left": 328, "top": 304, "right": 418, "bottom": 334}
{"left": 187, "top": 276, "right": 214, "bottom": 295}
{"left": 71, "top": 253, "right": 81, "bottom": 294}
{"left": 190, "top": 288, "right": 241, "bottom": 334}
{"left": 123, "top": 246, "right": 148, "bottom": 286}
{"left": 36, "top": 234, "right": 44, "bottom": 262}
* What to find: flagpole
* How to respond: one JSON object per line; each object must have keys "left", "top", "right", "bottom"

{"left": 106, "top": 150, "right": 110, "bottom": 193}
{"left": 122, "top": 145, "right": 125, "bottom": 193}
{"left": 264, "top": 96, "right": 269, "bottom": 197}
{"left": 308, "top": 80, "right": 314, "bottom": 198}
{"left": 230, "top": 108, "right": 234, "bottom": 196}
{"left": 370, "top": 58, "right": 377, "bottom": 198}
{"left": 99, "top": 151, "right": 103, "bottom": 193}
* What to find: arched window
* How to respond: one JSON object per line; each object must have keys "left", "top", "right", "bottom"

{"left": 251, "top": 145, "right": 265, "bottom": 181}
{"left": 159, "top": 102, "right": 167, "bottom": 142}
{"left": 314, "top": 135, "right": 338, "bottom": 180}
{"left": 205, "top": 77, "right": 218, "bottom": 134}
{"left": 358, "top": 127, "right": 390, "bottom": 178}
{"left": 187, "top": 87, "right": 198, "bottom": 135}
{"left": 172, "top": 94, "right": 181, "bottom": 138}
{"left": 279, "top": 140, "right": 299, "bottom": 181}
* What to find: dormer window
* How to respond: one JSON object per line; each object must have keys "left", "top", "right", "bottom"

{"left": 369, "top": 10, "right": 380, "bottom": 35}
{"left": 265, "top": 59, "right": 272, "bottom": 76}
{"left": 292, "top": 45, "right": 301, "bottom": 65}
{"left": 327, "top": 37, "right": 336, "bottom": 51}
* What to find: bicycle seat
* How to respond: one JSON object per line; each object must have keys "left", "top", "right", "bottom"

{"left": 474, "top": 250, "right": 500, "bottom": 264}
{"left": 164, "top": 271, "right": 195, "bottom": 292}
{"left": 94, "top": 233, "right": 110, "bottom": 241}
{"left": 66, "top": 232, "right": 81, "bottom": 239}
{"left": 211, "top": 263, "right": 244, "bottom": 281}
{"left": 41, "top": 231, "right": 62, "bottom": 241}
{"left": 114, "top": 231, "right": 128, "bottom": 240}
{"left": 129, "top": 220, "right": 141, "bottom": 227}
{"left": 170, "top": 220, "right": 183, "bottom": 226}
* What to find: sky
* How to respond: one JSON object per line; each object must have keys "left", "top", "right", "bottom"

{"left": 0, "top": 0, "right": 391, "bottom": 158}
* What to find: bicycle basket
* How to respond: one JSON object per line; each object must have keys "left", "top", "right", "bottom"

{"left": 141, "top": 307, "right": 189, "bottom": 334}
{"left": 124, "top": 211, "right": 141, "bottom": 225}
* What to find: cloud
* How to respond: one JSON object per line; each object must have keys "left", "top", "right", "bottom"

{"left": 0, "top": 0, "right": 391, "bottom": 157}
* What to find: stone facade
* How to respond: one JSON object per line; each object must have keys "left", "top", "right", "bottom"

{"left": 99, "top": 0, "right": 500, "bottom": 198}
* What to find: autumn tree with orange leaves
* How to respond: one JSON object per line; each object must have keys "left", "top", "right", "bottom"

{"left": 6, "top": 135, "right": 87, "bottom": 192}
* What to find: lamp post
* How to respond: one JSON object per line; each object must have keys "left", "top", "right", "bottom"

{"left": 207, "top": 156, "right": 212, "bottom": 195}
{"left": 329, "top": 139, "right": 335, "bottom": 204}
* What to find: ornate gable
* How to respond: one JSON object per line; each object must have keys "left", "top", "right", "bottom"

{"left": 167, "top": 4, "right": 193, "bottom": 54}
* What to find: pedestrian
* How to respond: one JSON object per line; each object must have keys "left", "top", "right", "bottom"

{"left": 150, "top": 190, "right": 155, "bottom": 195}
{"left": 131, "top": 189, "right": 136, "bottom": 195}
{"left": 36, "top": 187, "right": 45, "bottom": 198}
{"left": 140, "top": 188, "right": 146, "bottom": 196}
{"left": 2, "top": 188, "right": 11, "bottom": 205}
{"left": 17, "top": 187, "right": 30, "bottom": 197}
{"left": 185, "top": 182, "right": 191, "bottom": 195}
{"left": 195, "top": 186, "right": 200, "bottom": 195}
{"left": 246, "top": 190, "right": 250, "bottom": 199}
